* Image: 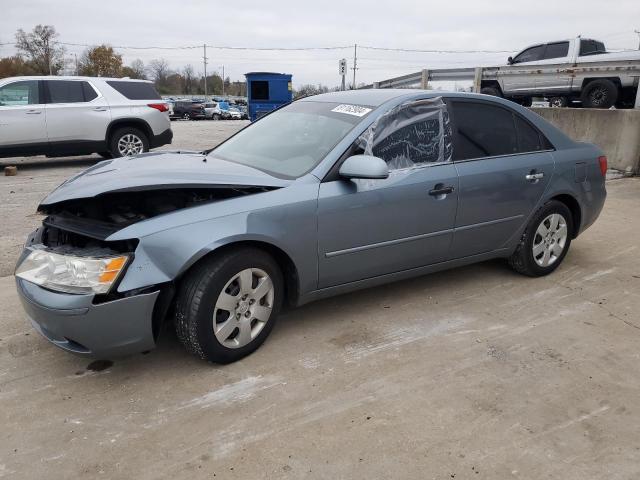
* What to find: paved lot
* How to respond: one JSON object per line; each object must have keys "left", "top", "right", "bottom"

{"left": 1, "top": 121, "right": 640, "bottom": 479}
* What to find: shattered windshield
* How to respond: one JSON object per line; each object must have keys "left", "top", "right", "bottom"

{"left": 209, "top": 101, "right": 370, "bottom": 179}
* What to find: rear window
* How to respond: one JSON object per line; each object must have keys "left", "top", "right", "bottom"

{"left": 106, "top": 81, "right": 161, "bottom": 100}
{"left": 580, "top": 40, "right": 606, "bottom": 56}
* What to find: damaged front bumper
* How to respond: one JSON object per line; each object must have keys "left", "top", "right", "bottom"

{"left": 16, "top": 276, "right": 159, "bottom": 358}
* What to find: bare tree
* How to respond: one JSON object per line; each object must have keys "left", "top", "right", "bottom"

{"left": 15, "top": 25, "right": 65, "bottom": 75}
{"left": 147, "top": 58, "right": 171, "bottom": 92}
{"left": 183, "top": 64, "right": 195, "bottom": 94}
{"left": 122, "top": 59, "right": 146, "bottom": 79}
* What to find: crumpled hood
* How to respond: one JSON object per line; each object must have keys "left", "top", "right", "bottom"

{"left": 41, "top": 151, "right": 291, "bottom": 206}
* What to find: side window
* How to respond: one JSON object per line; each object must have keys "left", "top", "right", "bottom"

{"left": 359, "top": 99, "right": 451, "bottom": 171}
{"left": 81, "top": 82, "right": 98, "bottom": 101}
{"left": 0, "top": 81, "right": 40, "bottom": 106}
{"left": 579, "top": 40, "right": 606, "bottom": 56}
{"left": 451, "top": 102, "right": 517, "bottom": 160}
{"left": 514, "top": 115, "right": 544, "bottom": 152}
{"left": 251, "top": 81, "right": 269, "bottom": 100}
{"left": 542, "top": 42, "right": 569, "bottom": 60}
{"left": 47, "top": 80, "right": 85, "bottom": 103}
{"left": 512, "top": 45, "right": 545, "bottom": 63}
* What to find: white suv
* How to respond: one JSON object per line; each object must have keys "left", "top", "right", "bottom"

{"left": 0, "top": 76, "right": 173, "bottom": 159}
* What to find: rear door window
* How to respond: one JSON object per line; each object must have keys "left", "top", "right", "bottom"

{"left": 514, "top": 115, "right": 545, "bottom": 152}
{"left": 542, "top": 42, "right": 569, "bottom": 60}
{"left": 106, "top": 81, "right": 161, "bottom": 100}
{"left": 46, "top": 80, "right": 89, "bottom": 103}
{"left": 450, "top": 101, "right": 517, "bottom": 160}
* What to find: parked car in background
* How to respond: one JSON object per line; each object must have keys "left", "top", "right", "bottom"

{"left": 480, "top": 37, "right": 640, "bottom": 108}
{"left": 171, "top": 100, "right": 206, "bottom": 120}
{"left": 15, "top": 89, "right": 606, "bottom": 363}
{"left": 228, "top": 106, "right": 243, "bottom": 120}
{"left": 204, "top": 102, "right": 223, "bottom": 120}
{"left": 236, "top": 105, "right": 249, "bottom": 120}
{"left": 0, "top": 76, "right": 172, "bottom": 158}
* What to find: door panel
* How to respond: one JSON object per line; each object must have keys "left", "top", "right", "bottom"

{"left": 318, "top": 164, "right": 458, "bottom": 288}
{"left": 452, "top": 151, "right": 554, "bottom": 257}
{"left": 45, "top": 80, "right": 111, "bottom": 143}
{"left": 0, "top": 80, "right": 47, "bottom": 150}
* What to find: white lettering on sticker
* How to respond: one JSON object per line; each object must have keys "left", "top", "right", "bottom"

{"left": 331, "top": 104, "right": 372, "bottom": 117}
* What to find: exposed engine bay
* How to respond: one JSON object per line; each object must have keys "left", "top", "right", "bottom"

{"left": 38, "top": 186, "right": 277, "bottom": 246}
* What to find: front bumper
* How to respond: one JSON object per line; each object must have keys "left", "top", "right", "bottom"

{"left": 16, "top": 277, "right": 159, "bottom": 358}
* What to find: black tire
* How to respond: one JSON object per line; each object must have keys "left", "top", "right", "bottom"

{"left": 518, "top": 96, "right": 533, "bottom": 107}
{"left": 182, "top": 113, "right": 191, "bottom": 120}
{"left": 108, "top": 127, "right": 149, "bottom": 158}
{"left": 481, "top": 86, "right": 502, "bottom": 97}
{"left": 212, "top": 114, "right": 221, "bottom": 120}
{"left": 98, "top": 151, "right": 112, "bottom": 159}
{"left": 549, "top": 96, "right": 568, "bottom": 108}
{"left": 581, "top": 79, "right": 618, "bottom": 108}
{"left": 174, "top": 248, "right": 284, "bottom": 363}
{"left": 509, "top": 200, "right": 573, "bottom": 277}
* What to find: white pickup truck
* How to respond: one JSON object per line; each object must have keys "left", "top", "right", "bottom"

{"left": 480, "top": 37, "right": 640, "bottom": 108}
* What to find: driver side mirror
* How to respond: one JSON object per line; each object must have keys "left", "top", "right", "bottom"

{"left": 507, "top": 56, "right": 514, "bottom": 65}
{"left": 339, "top": 155, "right": 389, "bottom": 180}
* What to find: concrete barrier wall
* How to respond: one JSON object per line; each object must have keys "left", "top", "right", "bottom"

{"left": 530, "top": 108, "right": 640, "bottom": 174}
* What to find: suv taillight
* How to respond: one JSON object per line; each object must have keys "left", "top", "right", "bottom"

{"left": 598, "top": 156, "right": 607, "bottom": 176}
{"left": 148, "top": 103, "right": 168, "bottom": 113}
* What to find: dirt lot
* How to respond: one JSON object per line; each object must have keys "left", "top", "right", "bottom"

{"left": 1, "top": 121, "right": 640, "bottom": 479}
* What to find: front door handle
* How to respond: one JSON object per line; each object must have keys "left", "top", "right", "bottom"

{"left": 93, "top": 107, "right": 108, "bottom": 112}
{"left": 525, "top": 171, "right": 544, "bottom": 182}
{"left": 25, "top": 110, "right": 42, "bottom": 115}
{"left": 429, "top": 184, "right": 455, "bottom": 196}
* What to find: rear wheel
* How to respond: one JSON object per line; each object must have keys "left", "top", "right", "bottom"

{"left": 212, "top": 113, "right": 221, "bottom": 120}
{"left": 174, "top": 248, "right": 283, "bottom": 363}
{"left": 109, "top": 127, "right": 148, "bottom": 158}
{"left": 509, "top": 200, "right": 573, "bottom": 277}
{"left": 581, "top": 79, "right": 618, "bottom": 108}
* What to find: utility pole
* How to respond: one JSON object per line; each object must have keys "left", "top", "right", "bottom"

{"left": 635, "top": 30, "right": 640, "bottom": 50}
{"left": 203, "top": 44, "right": 208, "bottom": 97}
{"left": 351, "top": 44, "right": 358, "bottom": 89}
{"left": 74, "top": 53, "right": 78, "bottom": 76}
{"left": 222, "top": 65, "right": 225, "bottom": 96}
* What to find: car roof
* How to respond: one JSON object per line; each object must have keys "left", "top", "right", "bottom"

{"left": 0, "top": 75, "right": 153, "bottom": 83}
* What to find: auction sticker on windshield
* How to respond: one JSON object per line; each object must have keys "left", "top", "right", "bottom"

{"left": 331, "top": 104, "right": 372, "bottom": 117}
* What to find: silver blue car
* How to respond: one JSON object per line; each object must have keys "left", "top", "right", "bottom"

{"left": 15, "top": 89, "right": 607, "bottom": 363}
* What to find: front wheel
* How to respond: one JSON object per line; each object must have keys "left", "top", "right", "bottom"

{"left": 509, "top": 200, "right": 573, "bottom": 277}
{"left": 174, "top": 248, "right": 283, "bottom": 363}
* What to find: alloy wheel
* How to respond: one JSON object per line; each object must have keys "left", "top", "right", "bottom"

{"left": 212, "top": 268, "right": 275, "bottom": 348}
{"left": 532, "top": 213, "right": 568, "bottom": 267}
{"left": 117, "top": 134, "right": 144, "bottom": 156}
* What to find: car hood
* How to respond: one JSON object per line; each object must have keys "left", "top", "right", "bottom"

{"left": 41, "top": 151, "right": 291, "bottom": 206}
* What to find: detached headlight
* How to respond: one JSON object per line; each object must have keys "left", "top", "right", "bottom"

{"left": 15, "top": 248, "right": 129, "bottom": 295}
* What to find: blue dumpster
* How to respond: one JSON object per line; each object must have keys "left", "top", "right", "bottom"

{"left": 245, "top": 72, "right": 292, "bottom": 121}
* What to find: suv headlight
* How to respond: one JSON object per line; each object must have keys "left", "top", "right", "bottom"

{"left": 16, "top": 248, "right": 129, "bottom": 295}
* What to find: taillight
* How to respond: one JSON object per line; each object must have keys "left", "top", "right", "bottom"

{"left": 148, "top": 103, "right": 168, "bottom": 113}
{"left": 598, "top": 156, "right": 607, "bottom": 176}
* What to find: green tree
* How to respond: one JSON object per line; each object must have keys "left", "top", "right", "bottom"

{"left": 78, "top": 45, "right": 123, "bottom": 77}
{"left": 15, "top": 24, "right": 65, "bottom": 75}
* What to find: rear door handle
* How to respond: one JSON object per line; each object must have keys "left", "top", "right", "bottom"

{"left": 93, "top": 107, "right": 108, "bottom": 112}
{"left": 429, "top": 184, "right": 455, "bottom": 196}
{"left": 25, "top": 110, "right": 42, "bottom": 115}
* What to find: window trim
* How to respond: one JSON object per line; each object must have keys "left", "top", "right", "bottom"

{"left": 0, "top": 79, "right": 46, "bottom": 107}
{"left": 43, "top": 79, "right": 102, "bottom": 105}
{"left": 445, "top": 97, "right": 555, "bottom": 163}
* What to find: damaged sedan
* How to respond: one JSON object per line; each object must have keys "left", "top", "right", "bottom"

{"left": 15, "top": 89, "right": 606, "bottom": 363}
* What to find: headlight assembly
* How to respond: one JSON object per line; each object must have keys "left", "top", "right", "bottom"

{"left": 15, "top": 247, "right": 129, "bottom": 295}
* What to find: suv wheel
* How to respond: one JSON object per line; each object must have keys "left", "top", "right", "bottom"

{"left": 109, "top": 127, "right": 149, "bottom": 158}
{"left": 509, "top": 200, "right": 573, "bottom": 277}
{"left": 182, "top": 113, "right": 191, "bottom": 120}
{"left": 213, "top": 113, "right": 221, "bottom": 120}
{"left": 174, "top": 248, "right": 283, "bottom": 363}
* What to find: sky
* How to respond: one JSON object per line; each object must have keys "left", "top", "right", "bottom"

{"left": 2, "top": 0, "right": 639, "bottom": 89}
